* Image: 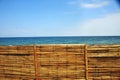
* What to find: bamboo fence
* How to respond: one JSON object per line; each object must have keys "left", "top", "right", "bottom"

{"left": 0, "top": 44, "right": 120, "bottom": 80}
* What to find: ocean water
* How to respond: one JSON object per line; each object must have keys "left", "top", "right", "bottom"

{"left": 0, "top": 36, "right": 120, "bottom": 45}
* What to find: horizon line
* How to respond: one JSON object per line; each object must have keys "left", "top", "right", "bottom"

{"left": 0, "top": 35, "right": 120, "bottom": 38}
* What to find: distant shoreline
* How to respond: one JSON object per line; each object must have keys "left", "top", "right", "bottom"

{"left": 0, "top": 35, "right": 120, "bottom": 38}
{"left": 0, "top": 44, "right": 120, "bottom": 46}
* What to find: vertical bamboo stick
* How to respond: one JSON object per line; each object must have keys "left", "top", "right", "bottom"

{"left": 33, "top": 45, "right": 39, "bottom": 80}
{"left": 84, "top": 45, "right": 88, "bottom": 80}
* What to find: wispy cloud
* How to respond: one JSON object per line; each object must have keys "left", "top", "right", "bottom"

{"left": 81, "top": 1, "right": 109, "bottom": 8}
{"left": 67, "top": 0, "right": 110, "bottom": 8}
{"left": 66, "top": 12, "right": 120, "bottom": 36}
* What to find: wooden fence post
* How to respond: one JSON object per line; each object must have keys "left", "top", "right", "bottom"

{"left": 84, "top": 45, "right": 88, "bottom": 80}
{"left": 33, "top": 45, "right": 39, "bottom": 80}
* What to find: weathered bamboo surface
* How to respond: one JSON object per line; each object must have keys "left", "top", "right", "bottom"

{"left": 0, "top": 44, "right": 120, "bottom": 80}
{"left": 88, "top": 45, "right": 120, "bottom": 80}
{"left": 0, "top": 44, "right": 86, "bottom": 80}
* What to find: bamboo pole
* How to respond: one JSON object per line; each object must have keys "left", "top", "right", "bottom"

{"left": 84, "top": 45, "right": 88, "bottom": 80}
{"left": 33, "top": 45, "right": 39, "bottom": 80}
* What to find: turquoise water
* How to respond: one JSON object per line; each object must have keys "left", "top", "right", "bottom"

{"left": 0, "top": 36, "right": 120, "bottom": 45}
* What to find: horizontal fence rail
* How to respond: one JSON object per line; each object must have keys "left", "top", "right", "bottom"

{"left": 0, "top": 44, "right": 120, "bottom": 80}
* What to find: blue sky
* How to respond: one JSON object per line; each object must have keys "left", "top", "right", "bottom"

{"left": 0, "top": 0, "right": 120, "bottom": 37}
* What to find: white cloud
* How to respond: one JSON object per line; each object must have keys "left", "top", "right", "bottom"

{"left": 81, "top": 1, "right": 109, "bottom": 8}
{"left": 67, "top": 0, "right": 110, "bottom": 8}
{"left": 65, "top": 12, "right": 120, "bottom": 36}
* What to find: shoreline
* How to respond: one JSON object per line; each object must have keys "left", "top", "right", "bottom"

{"left": 0, "top": 44, "right": 120, "bottom": 46}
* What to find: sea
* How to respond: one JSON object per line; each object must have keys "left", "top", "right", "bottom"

{"left": 0, "top": 36, "right": 120, "bottom": 46}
